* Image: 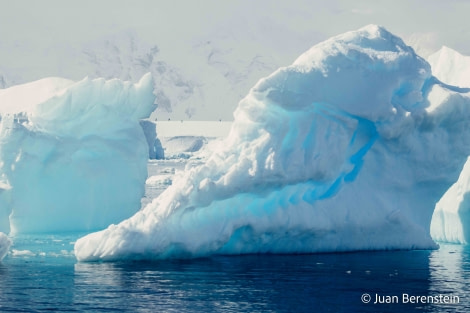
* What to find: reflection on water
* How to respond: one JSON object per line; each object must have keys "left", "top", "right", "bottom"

{"left": 428, "top": 244, "right": 470, "bottom": 311}
{"left": 1, "top": 241, "right": 469, "bottom": 312}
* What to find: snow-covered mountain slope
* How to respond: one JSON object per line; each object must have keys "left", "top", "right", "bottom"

{"left": 0, "top": 30, "right": 282, "bottom": 121}
{"left": 75, "top": 25, "right": 470, "bottom": 261}
{"left": 428, "top": 46, "right": 470, "bottom": 88}
{"left": 0, "top": 74, "right": 155, "bottom": 234}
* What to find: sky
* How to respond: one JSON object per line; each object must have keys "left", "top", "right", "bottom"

{"left": 0, "top": 0, "right": 469, "bottom": 120}
{"left": 1, "top": 0, "right": 469, "bottom": 57}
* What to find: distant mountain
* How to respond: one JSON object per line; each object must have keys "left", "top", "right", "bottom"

{"left": 0, "top": 30, "right": 282, "bottom": 121}
{"left": 428, "top": 46, "right": 470, "bottom": 88}
{"left": 8, "top": 31, "right": 465, "bottom": 121}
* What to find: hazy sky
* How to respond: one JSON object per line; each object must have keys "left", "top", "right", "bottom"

{"left": 1, "top": 0, "right": 469, "bottom": 57}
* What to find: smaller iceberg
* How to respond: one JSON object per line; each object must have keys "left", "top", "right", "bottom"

{"left": 431, "top": 158, "right": 470, "bottom": 244}
{"left": 428, "top": 47, "right": 470, "bottom": 244}
{"left": 0, "top": 232, "right": 11, "bottom": 261}
{"left": 0, "top": 74, "right": 156, "bottom": 234}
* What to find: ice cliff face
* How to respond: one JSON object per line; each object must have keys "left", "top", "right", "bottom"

{"left": 0, "top": 74, "right": 155, "bottom": 234}
{"left": 431, "top": 158, "right": 470, "bottom": 244}
{"left": 74, "top": 25, "right": 470, "bottom": 261}
{"left": 429, "top": 47, "right": 470, "bottom": 244}
{"left": 0, "top": 232, "right": 11, "bottom": 261}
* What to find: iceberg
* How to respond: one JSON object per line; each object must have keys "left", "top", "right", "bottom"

{"left": 431, "top": 158, "right": 470, "bottom": 244}
{"left": 429, "top": 47, "right": 470, "bottom": 244}
{"left": 160, "top": 136, "right": 208, "bottom": 159}
{"left": 0, "top": 74, "right": 156, "bottom": 234}
{"left": 428, "top": 46, "right": 470, "bottom": 88}
{"left": 75, "top": 25, "right": 470, "bottom": 261}
{"left": 0, "top": 232, "right": 11, "bottom": 261}
{"left": 139, "top": 120, "right": 165, "bottom": 159}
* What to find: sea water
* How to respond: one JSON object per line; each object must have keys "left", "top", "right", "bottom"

{"left": 1, "top": 161, "right": 469, "bottom": 312}
{"left": 1, "top": 239, "right": 469, "bottom": 312}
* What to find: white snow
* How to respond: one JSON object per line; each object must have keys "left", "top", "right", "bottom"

{"left": 0, "top": 74, "right": 156, "bottom": 234}
{"left": 428, "top": 46, "right": 470, "bottom": 88}
{"left": 156, "top": 121, "right": 232, "bottom": 159}
{"left": 160, "top": 136, "right": 208, "bottom": 159}
{"left": 75, "top": 25, "right": 470, "bottom": 261}
{"left": 0, "top": 77, "right": 74, "bottom": 114}
{"left": 156, "top": 121, "right": 232, "bottom": 138}
{"left": 0, "top": 232, "right": 11, "bottom": 261}
{"left": 428, "top": 47, "right": 470, "bottom": 244}
{"left": 146, "top": 174, "right": 173, "bottom": 187}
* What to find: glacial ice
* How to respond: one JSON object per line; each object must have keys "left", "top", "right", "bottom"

{"left": 139, "top": 120, "right": 165, "bottom": 159}
{"left": 0, "top": 232, "right": 11, "bottom": 261}
{"left": 75, "top": 25, "right": 470, "bottom": 261}
{"left": 160, "top": 136, "right": 208, "bottom": 159}
{"left": 431, "top": 158, "right": 470, "bottom": 244}
{"left": 0, "top": 74, "right": 155, "bottom": 234}
{"left": 428, "top": 46, "right": 470, "bottom": 88}
{"left": 429, "top": 47, "right": 470, "bottom": 244}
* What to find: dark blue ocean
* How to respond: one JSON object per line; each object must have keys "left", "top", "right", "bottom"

{"left": 0, "top": 234, "right": 468, "bottom": 313}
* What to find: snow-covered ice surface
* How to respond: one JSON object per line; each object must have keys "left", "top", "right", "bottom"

{"left": 429, "top": 47, "right": 470, "bottom": 244}
{"left": 0, "top": 77, "right": 74, "bottom": 114}
{"left": 156, "top": 121, "right": 232, "bottom": 138}
{"left": 157, "top": 121, "right": 232, "bottom": 158}
{"left": 0, "top": 74, "right": 155, "bottom": 234}
{"left": 428, "top": 46, "right": 470, "bottom": 88}
{"left": 0, "top": 232, "right": 11, "bottom": 261}
{"left": 75, "top": 25, "right": 470, "bottom": 261}
{"left": 160, "top": 136, "right": 208, "bottom": 159}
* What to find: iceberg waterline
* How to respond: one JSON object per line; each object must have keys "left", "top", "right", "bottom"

{"left": 0, "top": 74, "right": 156, "bottom": 234}
{"left": 75, "top": 25, "right": 470, "bottom": 261}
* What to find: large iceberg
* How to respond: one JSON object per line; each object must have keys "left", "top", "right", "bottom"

{"left": 429, "top": 47, "right": 470, "bottom": 244}
{"left": 75, "top": 25, "right": 470, "bottom": 261}
{"left": 0, "top": 74, "right": 155, "bottom": 234}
